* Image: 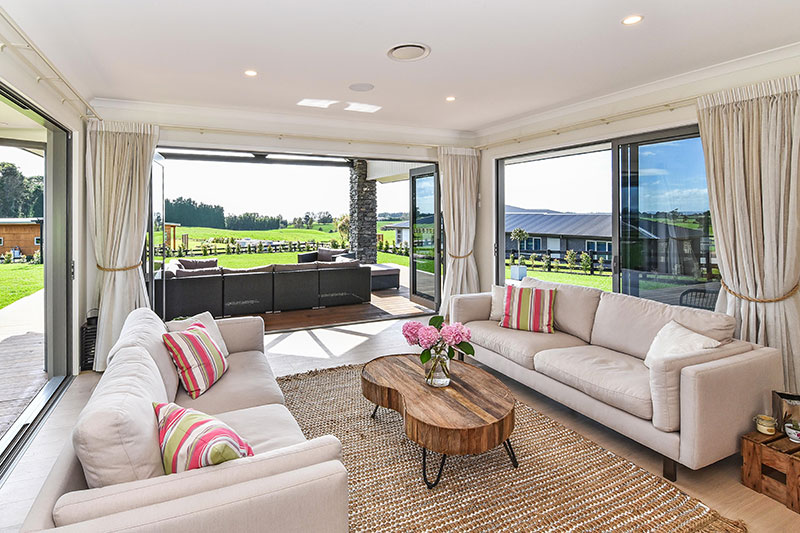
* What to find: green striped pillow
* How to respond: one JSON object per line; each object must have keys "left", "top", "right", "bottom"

{"left": 499, "top": 286, "right": 556, "bottom": 333}
{"left": 162, "top": 322, "right": 227, "bottom": 398}
{"left": 153, "top": 402, "right": 253, "bottom": 474}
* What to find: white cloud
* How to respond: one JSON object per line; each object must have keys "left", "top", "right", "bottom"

{"left": 639, "top": 168, "right": 669, "bottom": 176}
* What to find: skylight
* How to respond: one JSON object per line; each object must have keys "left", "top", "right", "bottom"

{"left": 297, "top": 99, "right": 339, "bottom": 108}
{"left": 345, "top": 102, "right": 382, "bottom": 113}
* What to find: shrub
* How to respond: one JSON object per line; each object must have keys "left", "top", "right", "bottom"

{"left": 247, "top": 244, "right": 253, "bottom": 254}
{"left": 597, "top": 255, "right": 605, "bottom": 272}
{"left": 331, "top": 239, "right": 339, "bottom": 249}
{"left": 2, "top": 252, "right": 8, "bottom": 264}
{"left": 580, "top": 252, "right": 592, "bottom": 273}
{"left": 201, "top": 244, "right": 208, "bottom": 255}
{"left": 235, "top": 243, "right": 242, "bottom": 254}
{"left": 31, "top": 249, "right": 42, "bottom": 264}
{"left": 257, "top": 242, "right": 264, "bottom": 253}
{"left": 226, "top": 243, "right": 232, "bottom": 254}
{"left": 552, "top": 258, "right": 560, "bottom": 271}
{"left": 565, "top": 249, "right": 577, "bottom": 271}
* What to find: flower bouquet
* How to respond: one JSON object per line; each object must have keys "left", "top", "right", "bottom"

{"left": 402, "top": 315, "right": 475, "bottom": 387}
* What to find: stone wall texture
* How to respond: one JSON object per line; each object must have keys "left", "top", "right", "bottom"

{"left": 349, "top": 159, "right": 377, "bottom": 264}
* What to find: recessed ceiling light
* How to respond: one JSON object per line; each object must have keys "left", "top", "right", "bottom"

{"left": 621, "top": 14, "right": 643, "bottom": 25}
{"left": 387, "top": 43, "right": 431, "bottom": 62}
{"left": 445, "top": 96, "right": 456, "bottom": 102}
{"left": 244, "top": 70, "right": 258, "bottom": 77}
{"left": 349, "top": 83, "right": 375, "bottom": 92}
{"left": 297, "top": 98, "right": 339, "bottom": 108}
{"left": 345, "top": 102, "right": 382, "bottom": 113}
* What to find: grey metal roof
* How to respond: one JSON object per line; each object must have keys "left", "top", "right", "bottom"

{"left": 505, "top": 210, "right": 611, "bottom": 238}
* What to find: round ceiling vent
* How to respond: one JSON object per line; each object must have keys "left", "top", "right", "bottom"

{"left": 349, "top": 82, "right": 375, "bottom": 92}
{"left": 387, "top": 43, "right": 430, "bottom": 62}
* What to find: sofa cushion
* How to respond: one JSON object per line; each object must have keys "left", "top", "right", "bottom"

{"left": 644, "top": 320, "right": 721, "bottom": 368}
{"left": 175, "top": 350, "right": 284, "bottom": 414}
{"left": 317, "top": 247, "right": 347, "bottom": 261}
{"left": 221, "top": 264, "right": 275, "bottom": 274}
{"left": 274, "top": 262, "right": 317, "bottom": 272}
{"left": 316, "top": 259, "right": 360, "bottom": 269}
{"left": 520, "top": 277, "right": 602, "bottom": 343}
{"left": 154, "top": 402, "right": 253, "bottom": 474}
{"left": 535, "top": 346, "right": 653, "bottom": 420}
{"left": 175, "top": 266, "right": 222, "bottom": 278}
{"left": 108, "top": 307, "right": 179, "bottom": 401}
{"left": 216, "top": 404, "right": 306, "bottom": 454}
{"left": 499, "top": 286, "right": 556, "bottom": 333}
{"left": 178, "top": 258, "right": 218, "bottom": 270}
{"left": 591, "top": 291, "right": 736, "bottom": 359}
{"left": 467, "top": 320, "right": 586, "bottom": 369}
{"left": 167, "top": 311, "right": 230, "bottom": 357}
{"left": 163, "top": 323, "right": 229, "bottom": 399}
{"left": 489, "top": 285, "right": 505, "bottom": 321}
{"left": 72, "top": 347, "right": 166, "bottom": 488}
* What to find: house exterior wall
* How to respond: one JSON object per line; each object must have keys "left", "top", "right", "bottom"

{"left": 0, "top": 223, "right": 41, "bottom": 256}
{"left": 504, "top": 233, "right": 607, "bottom": 256}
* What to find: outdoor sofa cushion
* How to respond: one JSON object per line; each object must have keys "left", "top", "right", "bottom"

{"left": 466, "top": 320, "right": 586, "bottom": 369}
{"left": 316, "top": 260, "right": 360, "bottom": 269}
{"left": 534, "top": 345, "right": 653, "bottom": 420}
{"left": 72, "top": 347, "right": 166, "bottom": 488}
{"left": 178, "top": 258, "right": 218, "bottom": 270}
{"left": 317, "top": 247, "right": 348, "bottom": 261}
{"left": 591, "top": 291, "right": 736, "bottom": 359}
{"left": 221, "top": 265, "right": 275, "bottom": 274}
{"left": 175, "top": 266, "right": 222, "bottom": 278}
{"left": 520, "top": 277, "right": 602, "bottom": 343}
{"left": 274, "top": 262, "right": 317, "bottom": 272}
{"left": 175, "top": 350, "right": 284, "bottom": 415}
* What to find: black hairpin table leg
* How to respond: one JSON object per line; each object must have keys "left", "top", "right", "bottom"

{"left": 370, "top": 404, "right": 380, "bottom": 419}
{"left": 503, "top": 439, "right": 518, "bottom": 468}
{"left": 422, "top": 448, "right": 447, "bottom": 489}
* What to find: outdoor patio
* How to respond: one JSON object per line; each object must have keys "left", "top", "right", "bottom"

{"left": 0, "top": 290, "right": 46, "bottom": 439}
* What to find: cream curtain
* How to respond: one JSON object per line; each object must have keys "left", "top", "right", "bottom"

{"left": 86, "top": 120, "right": 159, "bottom": 371}
{"left": 697, "top": 75, "right": 800, "bottom": 392}
{"left": 438, "top": 146, "right": 480, "bottom": 317}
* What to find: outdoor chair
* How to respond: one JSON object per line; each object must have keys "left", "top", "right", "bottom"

{"left": 679, "top": 288, "right": 719, "bottom": 311}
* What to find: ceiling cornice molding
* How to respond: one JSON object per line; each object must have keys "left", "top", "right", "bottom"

{"left": 473, "top": 41, "right": 800, "bottom": 147}
{"left": 90, "top": 97, "right": 477, "bottom": 148}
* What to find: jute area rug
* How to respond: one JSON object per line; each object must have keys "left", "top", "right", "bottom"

{"left": 278, "top": 365, "right": 746, "bottom": 532}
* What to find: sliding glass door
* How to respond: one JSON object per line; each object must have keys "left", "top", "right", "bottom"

{"left": 409, "top": 165, "right": 443, "bottom": 309}
{"left": 616, "top": 127, "right": 719, "bottom": 309}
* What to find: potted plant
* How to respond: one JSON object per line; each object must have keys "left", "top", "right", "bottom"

{"left": 402, "top": 316, "right": 474, "bottom": 388}
{"left": 509, "top": 227, "right": 528, "bottom": 280}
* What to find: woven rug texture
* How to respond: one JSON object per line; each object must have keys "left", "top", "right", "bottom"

{"left": 278, "top": 365, "right": 746, "bottom": 532}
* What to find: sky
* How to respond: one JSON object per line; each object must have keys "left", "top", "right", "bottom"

{"left": 504, "top": 137, "right": 708, "bottom": 214}
{"left": 0, "top": 146, "right": 45, "bottom": 176}
{"left": 162, "top": 159, "right": 409, "bottom": 219}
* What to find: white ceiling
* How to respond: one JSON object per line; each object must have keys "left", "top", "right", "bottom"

{"left": 3, "top": 1, "right": 800, "bottom": 134}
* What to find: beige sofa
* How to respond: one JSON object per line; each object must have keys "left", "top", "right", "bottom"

{"left": 450, "top": 278, "right": 783, "bottom": 479}
{"left": 22, "top": 308, "right": 348, "bottom": 532}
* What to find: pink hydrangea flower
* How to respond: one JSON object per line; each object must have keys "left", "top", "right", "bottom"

{"left": 417, "top": 325, "right": 441, "bottom": 350}
{"left": 402, "top": 321, "right": 424, "bottom": 346}
{"left": 440, "top": 324, "right": 463, "bottom": 346}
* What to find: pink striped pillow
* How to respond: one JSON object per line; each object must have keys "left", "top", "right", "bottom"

{"left": 499, "top": 286, "right": 556, "bottom": 333}
{"left": 162, "top": 322, "right": 227, "bottom": 398}
{"left": 153, "top": 402, "right": 253, "bottom": 474}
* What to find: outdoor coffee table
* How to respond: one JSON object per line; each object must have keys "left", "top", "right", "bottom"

{"left": 361, "top": 353, "right": 517, "bottom": 489}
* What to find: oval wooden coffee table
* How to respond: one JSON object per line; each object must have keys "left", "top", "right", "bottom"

{"left": 361, "top": 353, "right": 517, "bottom": 489}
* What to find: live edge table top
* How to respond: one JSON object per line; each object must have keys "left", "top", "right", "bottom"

{"left": 360, "top": 354, "right": 516, "bottom": 456}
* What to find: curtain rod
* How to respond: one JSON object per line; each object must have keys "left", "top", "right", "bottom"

{"left": 158, "top": 123, "right": 441, "bottom": 150}
{"left": 0, "top": 7, "right": 100, "bottom": 120}
{"left": 475, "top": 97, "right": 698, "bottom": 151}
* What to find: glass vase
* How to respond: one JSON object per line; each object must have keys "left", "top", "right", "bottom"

{"left": 425, "top": 352, "right": 451, "bottom": 388}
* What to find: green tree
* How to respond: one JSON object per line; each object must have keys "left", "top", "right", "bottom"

{"left": 510, "top": 227, "right": 528, "bottom": 259}
{"left": 580, "top": 251, "right": 592, "bottom": 273}
{"left": 336, "top": 214, "right": 350, "bottom": 244}
{"left": 303, "top": 212, "right": 315, "bottom": 229}
{"left": 565, "top": 249, "right": 577, "bottom": 271}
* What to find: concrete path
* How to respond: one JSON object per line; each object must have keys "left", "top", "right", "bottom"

{"left": 0, "top": 289, "right": 44, "bottom": 344}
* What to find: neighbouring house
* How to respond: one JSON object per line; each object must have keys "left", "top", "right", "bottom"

{"left": 382, "top": 215, "right": 434, "bottom": 247}
{"left": 0, "top": 218, "right": 42, "bottom": 257}
{"left": 504, "top": 206, "right": 612, "bottom": 255}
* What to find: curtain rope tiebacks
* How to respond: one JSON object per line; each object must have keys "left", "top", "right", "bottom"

{"left": 96, "top": 261, "right": 143, "bottom": 272}
{"left": 448, "top": 250, "right": 473, "bottom": 259}
{"left": 720, "top": 278, "right": 800, "bottom": 303}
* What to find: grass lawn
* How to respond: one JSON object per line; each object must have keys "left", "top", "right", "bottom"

{"left": 169, "top": 251, "right": 409, "bottom": 268}
{"left": 505, "top": 267, "right": 613, "bottom": 291}
{"left": 377, "top": 220, "right": 403, "bottom": 244}
{"left": 155, "top": 225, "right": 341, "bottom": 248}
{"left": 0, "top": 263, "right": 44, "bottom": 309}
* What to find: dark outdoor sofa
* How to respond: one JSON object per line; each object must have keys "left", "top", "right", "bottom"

{"left": 154, "top": 258, "right": 371, "bottom": 320}
{"left": 297, "top": 247, "right": 354, "bottom": 263}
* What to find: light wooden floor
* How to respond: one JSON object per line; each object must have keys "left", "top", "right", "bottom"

{"left": 2, "top": 318, "right": 798, "bottom": 531}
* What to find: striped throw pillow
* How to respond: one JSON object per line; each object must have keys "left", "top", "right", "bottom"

{"left": 162, "top": 322, "right": 227, "bottom": 399}
{"left": 153, "top": 402, "right": 253, "bottom": 474}
{"left": 500, "top": 286, "right": 556, "bottom": 333}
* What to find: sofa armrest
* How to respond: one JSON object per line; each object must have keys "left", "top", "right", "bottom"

{"left": 52, "top": 436, "right": 342, "bottom": 527}
{"left": 649, "top": 340, "right": 754, "bottom": 432}
{"left": 50, "top": 460, "right": 348, "bottom": 532}
{"left": 297, "top": 251, "right": 317, "bottom": 263}
{"left": 449, "top": 292, "right": 492, "bottom": 324}
{"left": 216, "top": 315, "right": 264, "bottom": 353}
{"left": 678, "top": 346, "right": 782, "bottom": 469}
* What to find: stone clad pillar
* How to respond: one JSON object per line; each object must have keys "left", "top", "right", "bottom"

{"left": 349, "top": 159, "right": 377, "bottom": 264}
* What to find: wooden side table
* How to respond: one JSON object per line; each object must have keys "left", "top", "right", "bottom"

{"left": 741, "top": 431, "right": 800, "bottom": 513}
